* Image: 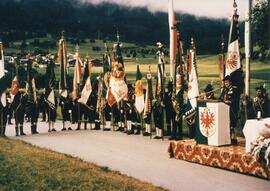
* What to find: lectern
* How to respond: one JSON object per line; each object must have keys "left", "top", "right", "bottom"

{"left": 195, "top": 100, "right": 231, "bottom": 146}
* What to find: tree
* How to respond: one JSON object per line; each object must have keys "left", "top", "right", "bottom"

{"left": 252, "top": 0, "right": 269, "bottom": 60}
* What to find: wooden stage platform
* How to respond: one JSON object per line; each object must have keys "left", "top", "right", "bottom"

{"left": 168, "top": 139, "right": 270, "bottom": 180}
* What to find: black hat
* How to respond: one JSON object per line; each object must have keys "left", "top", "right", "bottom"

{"left": 204, "top": 84, "right": 213, "bottom": 92}
{"left": 223, "top": 75, "right": 232, "bottom": 81}
{"left": 256, "top": 85, "right": 266, "bottom": 93}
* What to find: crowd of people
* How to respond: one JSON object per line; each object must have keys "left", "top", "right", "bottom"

{"left": 1, "top": 72, "right": 269, "bottom": 143}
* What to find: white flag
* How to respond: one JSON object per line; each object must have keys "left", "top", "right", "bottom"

{"left": 72, "top": 52, "right": 82, "bottom": 100}
{"left": 78, "top": 77, "right": 92, "bottom": 105}
{"left": 187, "top": 49, "right": 199, "bottom": 109}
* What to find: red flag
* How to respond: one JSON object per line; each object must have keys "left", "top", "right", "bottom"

{"left": 11, "top": 76, "right": 19, "bottom": 96}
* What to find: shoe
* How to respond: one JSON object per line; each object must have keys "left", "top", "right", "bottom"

{"left": 175, "top": 136, "right": 183, "bottom": 141}
{"left": 153, "top": 136, "right": 161, "bottom": 139}
{"left": 143, "top": 132, "right": 151, "bottom": 136}
{"left": 61, "top": 128, "right": 67, "bottom": 131}
{"left": 21, "top": 133, "right": 26, "bottom": 136}
{"left": 52, "top": 128, "right": 56, "bottom": 132}
{"left": 75, "top": 128, "right": 81, "bottom": 131}
{"left": 48, "top": 129, "right": 51, "bottom": 132}
{"left": 134, "top": 131, "right": 141, "bottom": 135}
{"left": 103, "top": 128, "right": 111, "bottom": 131}
{"left": 127, "top": 130, "right": 133, "bottom": 135}
{"left": 231, "top": 139, "right": 238, "bottom": 145}
{"left": 68, "top": 127, "right": 73, "bottom": 131}
{"left": 92, "top": 127, "right": 100, "bottom": 130}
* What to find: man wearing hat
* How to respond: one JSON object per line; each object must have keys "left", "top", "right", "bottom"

{"left": 253, "top": 86, "right": 270, "bottom": 118}
{"left": 203, "top": 83, "right": 215, "bottom": 100}
{"left": 220, "top": 75, "right": 239, "bottom": 145}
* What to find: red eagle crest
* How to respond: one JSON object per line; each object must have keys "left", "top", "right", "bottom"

{"left": 200, "top": 108, "right": 216, "bottom": 137}
{"left": 226, "top": 51, "right": 239, "bottom": 70}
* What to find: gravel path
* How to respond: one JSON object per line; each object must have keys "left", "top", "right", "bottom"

{"left": 5, "top": 121, "right": 270, "bottom": 191}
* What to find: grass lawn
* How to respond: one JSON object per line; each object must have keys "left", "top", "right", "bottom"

{"left": 0, "top": 138, "right": 166, "bottom": 191}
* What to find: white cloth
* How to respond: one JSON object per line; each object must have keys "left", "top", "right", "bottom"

{"left": 243, "top": 117, "right": 270, "bottom": 153}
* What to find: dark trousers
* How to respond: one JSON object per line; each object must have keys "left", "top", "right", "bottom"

{"left": 0, "top": 110, "right": 7, "bottom": 136}
{"left": 166, "top": 110, "right": 177, "bottom": 137}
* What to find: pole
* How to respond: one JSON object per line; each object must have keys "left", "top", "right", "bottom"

{"left": 48, "top": 106, "right": 51, "bottom": 132}
{"left": 0, "top": 110, "right": 3, "bottom": 136}
{"left": 168, "top": 0, "right": 176, "bottom": 81}
{"left": 245, "top": 0, "right": 251, "bottom": 97}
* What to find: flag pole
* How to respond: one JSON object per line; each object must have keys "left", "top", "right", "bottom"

{"left": 245, "top": 0, "right": 251, "bottom": 97}
{"left": 168, "top": 0, "right": 176, "bottom": 82}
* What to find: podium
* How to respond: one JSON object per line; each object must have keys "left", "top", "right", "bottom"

{"left": 195, "top": 100, "right": 231, "bottom": 146}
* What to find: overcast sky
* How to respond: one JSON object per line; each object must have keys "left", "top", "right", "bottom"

{"left": 82, "top": 0, "right": 251, "bottom": 19}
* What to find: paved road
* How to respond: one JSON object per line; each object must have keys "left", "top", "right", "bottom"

{"left": 5, "top": 121, "right": 270, "bottom": 191}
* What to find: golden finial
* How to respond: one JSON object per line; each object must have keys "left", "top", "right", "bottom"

{"left": 191, "top": 37, "right": 195, "bottom": 50}
{"left": 75, "top": 44, "right": 79, "bottom": 53}
{"left": 0, "top": 42, "right": 3, "bottom": 51}
{"left": 233, "top": 0, "right": 238, "bottom": 15}
{"left": 61, "top": 30, "right": 65, "bottom": 39}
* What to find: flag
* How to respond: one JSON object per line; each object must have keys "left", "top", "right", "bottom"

{"left": 103, "top": 43, "right": 111, "bottom": 74}
{"left": 156, "top": 42, "right": 165, "bottom": 99}
{"left": 78, "top": 59, "right": 92, "bottom": 105}
{"left": 135, "top": 64, "right": 144, "bottom": 113}
{"left": 108, "top": 76, "right": 127, "bottom": 105}
{"left": 143, "top": 70, "right": 153, "bottom": 118}
{"left": 46, "top": 89, "right": 56, "bottom": 110}
{"left": 187, "top": 38, "right": 199, "bottom": 109}
{"left": 78, "top": 78, "right": 92, "bottom": 105}
{"left": 58, "top": 33, "right": 68, "bottom": 98}
{"left": 168, "top": 0, "right": 177, "bottom": 80}
{"left": 11, "top": 76, "right": 19, "bottom": 96}
{"left": 102, "top": 44, "right": 111, "bottom": 97}
{"left": 72, "top": 51, "right": 82, "bottom": 100}
{"left": 225, "top": 1, "right": 244, "bottom": 94}
{"left": 26, "top": 61, "right": 37, "bottom": 104}
{"left": 225, "top": 3, "right": 241, "bottom": 77}
{"left": 45, "top": 58, "right": 56, "bottom": 109}
{"left": 107, "top": 36, "right": 128, "bottom": 106}
{"left": 0, "top": 42, "right": 6, "bottom": 107}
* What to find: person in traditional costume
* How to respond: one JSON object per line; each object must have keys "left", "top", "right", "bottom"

{"left": 153, "top": 95, "right": 164, "bottom": 139}
{"left": 12, "top": 90, "right": 26, "bottom": 136}
{"left": 253, "top": 86, "right": 270, "bottom": 119}
{"left": 203, "top": 84, "right": 215, "bottom": 100}
{"left": 24, "top": 60, "right": 39, "bottom": 134}
{"left": 220, "top": 75, "right": 239, "bottom": 145}
{"left": 164, "top": 80, "right": 177, "bottom": 139}
{"left": 59, "top": 94, "right": 72, "bottom": 131}
{"left": 143, "top": 69, "right": 153, "bottom": 137}
{"left": 0, "top": 42, "right": 12, "bottom": 136}
{"left": 86, "top": 78, "right": 99, "bottom": 130}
